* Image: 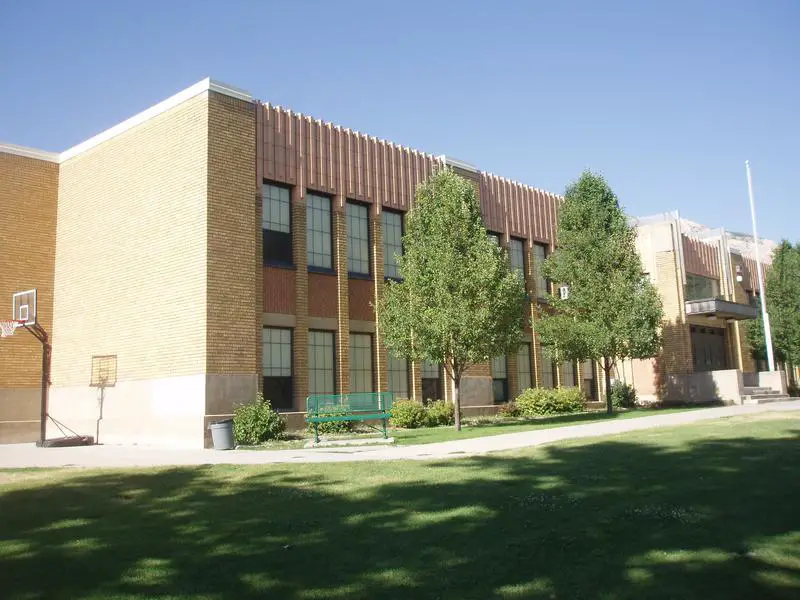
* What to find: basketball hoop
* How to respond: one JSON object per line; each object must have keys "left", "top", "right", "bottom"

{"left": 0, "top": 320, "right": 23, "bottom": 338}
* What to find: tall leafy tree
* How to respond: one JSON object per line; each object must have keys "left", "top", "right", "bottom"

{"left": 378, "top": 169, "right": 527, "bottom": 430}
{"left": 536, "top": 171, "right": 663, "bottom": 413}
{"left": 747, "top": 241, "right": 800, "bottom": 379}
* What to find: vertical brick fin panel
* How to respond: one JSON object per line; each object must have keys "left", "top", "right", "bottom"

{"left": 371, "top": 211, "right": 388, "bottom": 392}
{"left": 656, "top": 250, "right": 693, "bottom": 376}
{"left": 206, "top": 92, "right": 258, "bottom": 375}
{"left": 292, "top": 197, "right": 309, "bottom": 409}
{"left": 682, "top": 236, "right": 721, "bottom": 279}
{"left": 0, "top": 153, "right": 58, "bottom": 442}
{"left": 52, "top": 93, "right": 210, "bottom": 386}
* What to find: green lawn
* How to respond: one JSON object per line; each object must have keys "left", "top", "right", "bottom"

{"left": 244, "top": 407, "right": 697, "bottom": 450}
{"left": 2, "top": 414, "right": 799, "bottom": 599}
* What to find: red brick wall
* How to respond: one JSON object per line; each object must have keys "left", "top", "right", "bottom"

{"left": 263, "top": 267, "right": 295, "bottom": 314}
{"left": 308, "top": 272, "right": 337, "bottom": 317}
{"left": 348, "top": 279, "right": 374, "bottom": 321}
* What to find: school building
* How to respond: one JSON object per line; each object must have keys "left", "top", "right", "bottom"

{"left": 0, "top": 78, "right": 785, "bottom": 447}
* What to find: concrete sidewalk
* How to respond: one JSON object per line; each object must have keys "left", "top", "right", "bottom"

{"left": 1, "top": 401, "right": 798, "bottom": 469}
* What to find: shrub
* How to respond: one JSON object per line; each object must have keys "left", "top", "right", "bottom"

{"left": 307, "top": 405, "right": 353, "bottom": 435}
{"left": 610, "top": 381, "right": 638, "bottom": 408}
{"left": 424, "top": 400, "right": 455, "bottom": 427}
{"left": 515, "top": 387, "right": 585, "bottom": 417}
{"left": 788, "top": 383, "right": 799, "bottom": 398}
{"left": 232, "top": 393, "right": 286, "bottom": 445}
{"left": 499, "top": 401, "right": 520, "bottom": 418}
{"left": 391, "top": 399, "right": 427, "bottom": 429}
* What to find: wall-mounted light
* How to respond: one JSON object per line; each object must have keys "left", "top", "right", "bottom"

{"left": 735, "top": 265, "right": 743, "bottom": 283}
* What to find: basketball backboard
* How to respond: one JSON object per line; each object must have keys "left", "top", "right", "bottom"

{"left": 90, "top": 355, "right": 117, "bottom": 387}
{"left": 12, "top": 289, "right": 37, "bottom": 326}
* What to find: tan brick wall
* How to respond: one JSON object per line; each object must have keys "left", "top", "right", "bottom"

{"left": 206, "top": 92, "right": 257, "bottom": 376}
{"left": 0, "top": 152, "right": 58, "bottom": 442}
{"left": 371, "top": 209, "right": 388, "bottom": 393}
{"left": 263, "top": 267, "right": 296, "bottom": 314}
{"left": 655, "top": 250, "right": 693, "bottom": 391}
{"left": 308, "top": 273, "right": 338, "bottom": 317}
{"left": 291, "top": 195, "right": 309, "bottom": 409}
{"left": 333, "top": 207, "right": 349, "bottom": 394}
{"left": 52, "top": 93, "right": 210, "bottom": 387}
{"left": 0, "top": 153, "right": 58, "bottom": 387}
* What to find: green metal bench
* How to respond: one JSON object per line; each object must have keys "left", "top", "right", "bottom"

{"left": 306, "top": 392, "right": 394, "bottom": 443}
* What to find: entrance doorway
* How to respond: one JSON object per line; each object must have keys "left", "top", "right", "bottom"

{"left": 690, "top": 326, "right": 728, "bottom": 372}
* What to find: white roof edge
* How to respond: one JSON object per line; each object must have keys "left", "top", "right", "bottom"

{"left": 0, "top": 142, "right": 59, "bottom": 163}
{"left": 437, "top": 154, "right": 480, "bottom": 174}
{"left": 59, "top": 77, "right": 253, "bottom": 162}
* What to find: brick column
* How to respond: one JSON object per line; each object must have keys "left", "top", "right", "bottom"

{"left": 372, "top": 205, "right": 389, "bottom": 392}
{"left": 411, "top": 361, "right": 423, "bottom": 401}
{"left": 333, "top": 197, "right": 350, "bottom": 395}
{"left": 255, "top": 185, "right": 264, "bottom": 394}
{"left": 507, "top": 352, "right": 518, "bottom": 400}
{"left": 292, "top": 188, "right": 309, "bottom": 409}
{"left": 531, "top": 331, "right": 543, "bottom": 388}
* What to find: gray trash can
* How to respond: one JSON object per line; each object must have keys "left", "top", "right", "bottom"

{"left": 209, "top": 419, "right": 235, "bottom": 450}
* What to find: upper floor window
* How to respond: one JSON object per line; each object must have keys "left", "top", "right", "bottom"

{"left": 263, "top": 183, "right": 292, "bottom": 266}
{"left": 382, "top": 210, "right": 403, "bottom": 279}
{"left": 509, "top": 238, "right": 525, "bottom": 277}
{"left": 347, "top": 202, "right": 370, "bottom": 275}
{"left": 533, "top": 243, "right": 549, "bottom": 298}
{"left": 685, "top": 273, "right": 720, "bottom": 301}
{"left": 307, "top": 193, "right": 332, "bottom": 270}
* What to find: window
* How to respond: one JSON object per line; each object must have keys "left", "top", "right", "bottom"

{"left": 308, "top": 331, "right": 335, "bottom": 395}
{"left": 263, "top": 183, "right": 292, "bottom": 265}
{"left": 492, "top": 355, "right": 508, "bottom": 403}
{"left": 533, "top": 243, "right": 549, "bottom": 298}
{"left": 509, "top": 238, "right": 525, "bottom": 277}
{"left": 387, "top": 351, "right": 409, "bottom": 399}
{"left": 307, "top": 193, "right": 332, "bottom": 269}
{"left": 382, "top": 210, "right": 403, "bottom": 279}
{"left": 487, "top": 232, "right": 501, "bottom": 246}
{"left": 263, "top": 328, "right": 293, "bottom": 409}
{"left": 685, "top": 273, "right": 720, "bottom": 301}
{"left": 540, "top": 352, "right": 555, "bottom": 389}
{"left": 350, "top": 333, "right": 374, "bottom": 393}
{"left": 421, "top": 360, "right": 442, "bottom": 401}
{"left": 347, "top": 202, "right": 370, "bottom": 275}
{"left": 560, "top": 361, "right": 577, "bottom": 387}
{"left": 517, "top": 343, "right": 532, "bottom": 392}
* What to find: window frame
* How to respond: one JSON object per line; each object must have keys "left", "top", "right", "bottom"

{"left": 262, "top": 182, "right": 293, "bottom": 267}
{"left": 516, "top": 342, "right": 533, "bottom": 392}
{"left": 387, "top": 350, "right": 410, "bottom": 399}
{"left": 262, "top": 327, "right": 294, "bottom": 410}
{"left": 382, "top": 209, "right": 405, "bottom": 281}
{"left": 540, "top": 352, "right": 555, "bottom": 389}
{"left": 306, "top": 192, "right": 334, "bottom": 272}
{"left": 347, "top": 201, "right": 371, "bottom": 278}
{"left": 421, "top": 360, "right": 443, "bottom": 402}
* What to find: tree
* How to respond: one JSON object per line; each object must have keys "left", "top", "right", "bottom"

{"left": 535, "top": 171, "right": 663, "bottom": 413}
{"left": 747, "top": 241, "right": 800, "bottom": 381}
{"left": 378, "top": 169, "right": 527, "bottom": 430}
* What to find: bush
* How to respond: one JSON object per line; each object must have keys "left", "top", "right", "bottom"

{"left": 390, "top": 399, "right": 427, "bottom": 429}
{"left": 788, "top": 383, "right": 799, "bottom": 398}
{"left": 232, "top": 393, "right": 286, "bottom": 445}
{"left": 499, "top": 401, "right": 520, "bottom": 418}
{"left": 515, "top": 387, "right": 585, "bottom": 416}
{"left": 307, "top": 405, "right": 353, "bottom": 435}
{"left": 610, "top": 381, "right": 638, "bottom": 408}
{"left": 424, "top": 400, "right": 455, "bottom": 427}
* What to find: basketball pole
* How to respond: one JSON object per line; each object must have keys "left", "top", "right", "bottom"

{"left": 24, "top": 323, "right": 51, "bottom": 445}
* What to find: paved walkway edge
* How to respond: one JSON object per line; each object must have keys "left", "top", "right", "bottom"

{"left": 1, "top": 402, "right": 799, "bottom": 468}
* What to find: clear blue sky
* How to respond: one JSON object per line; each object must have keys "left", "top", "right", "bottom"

{"left": 1, "top": 0, "right": 797, "bottom": 241}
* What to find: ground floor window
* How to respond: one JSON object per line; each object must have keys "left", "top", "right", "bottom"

{"left": 309, "top": 330, "right": 335, "bottom": 395}
{"left": 388, "top": 351, "right": 409, "bottom": 399}
{"left": 517, "top": 343, "right": 533, "bottom": 393}
{"left": 560, "top": 361, "right": 577, "bottom": 387}
{"left": 540, "top": 353, "right": 555, "bottom": 389}
{"left": 263, "top": 327, "right": 293, "bottom": 409}
{"left": 492, "top": 355, "right": 509, "bottom": 403}
{"left": 421, "top": 360, "right": 442, "bottom": 402}
{"left": 350, "top": 333, "right": 374, "bottom": 393}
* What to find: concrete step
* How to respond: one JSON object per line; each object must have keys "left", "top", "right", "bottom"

{"left": 742, "top": 387, "right": 780, "bottom": 395}
{"left": 742, "top": 395, "right": 793, "bottom": 405}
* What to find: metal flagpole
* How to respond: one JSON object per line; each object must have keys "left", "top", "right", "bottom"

{"left": 745, "top": 160, "right": 775, "bottom": 372}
